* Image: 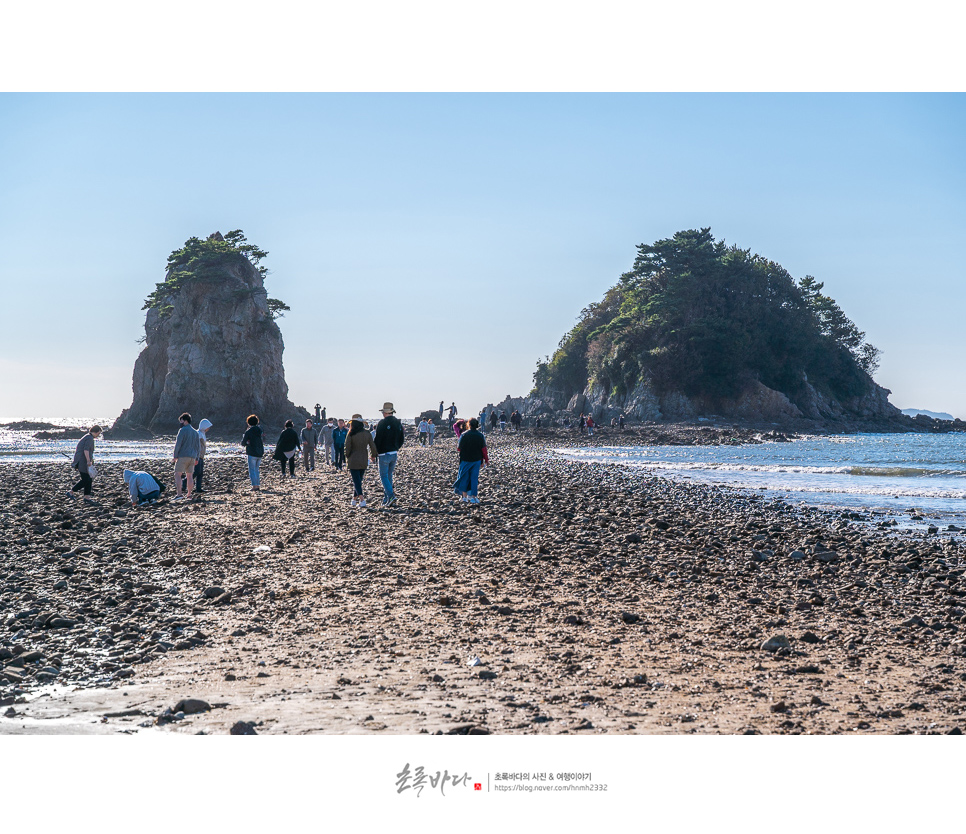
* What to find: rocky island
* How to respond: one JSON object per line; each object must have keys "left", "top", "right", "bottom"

{"left": 515, "top": 229, "right": 931, "bottom": 431}
{"left": 111, "top": 231, "right": 308, "bottom": 438}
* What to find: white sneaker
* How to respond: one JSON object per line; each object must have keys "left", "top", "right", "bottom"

{"left": 359, "top": 499, "right": 367, "bottom": 508}
{"left": 469, "top": 497, "right": 480, "bottom": 504}
{"left": 350, "top": 498, "right": 358, "bottom": 507}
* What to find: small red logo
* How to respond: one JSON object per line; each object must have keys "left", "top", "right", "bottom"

{"left": 474, "top": 783, "right": 482, "bottom": 791}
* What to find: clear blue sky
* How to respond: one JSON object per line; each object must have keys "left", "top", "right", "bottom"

{"left": 1, "top": 93, "right": 964, "bottom": 421}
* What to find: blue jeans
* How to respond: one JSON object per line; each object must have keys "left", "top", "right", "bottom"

{"left": 453, "top": 459, "right": 481, "bottom": 496}
{"left": 248, "top": 455, "right": 261, "bottom": 487}
{"left": 137, "top": 489, "right": 161, "bottom": 504}
{"left": 378, "top": 453, "right": 397, "bottom": 502}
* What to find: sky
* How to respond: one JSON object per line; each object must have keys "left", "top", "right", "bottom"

{"left": 1, "top": 92, "right": 964, "bottom": 422}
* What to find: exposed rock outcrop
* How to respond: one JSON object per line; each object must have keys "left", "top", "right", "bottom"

{"left": 517, "top": 371, "right": 906, "bottom": 429}
{"left": 112, "top": 233, "right": 308, "bottom": 437}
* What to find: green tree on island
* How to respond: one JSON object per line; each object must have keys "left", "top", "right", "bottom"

{"left": 143, "top": 230, "right": 289, "bottom": 319}
{"left": 534, "top": 228, "right": 881, "bottom": 407}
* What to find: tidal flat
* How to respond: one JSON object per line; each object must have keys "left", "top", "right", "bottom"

{"left": 2, "top": 427, "right": 964, "bottom": 735}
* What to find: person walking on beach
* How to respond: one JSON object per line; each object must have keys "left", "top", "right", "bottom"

{"left": 320, "top": 418, "right": 335, "bottom": 468}
{"left": 344, "top": 413, "right": 377, "bottom": 508}
{"left": 173, "top": 413, "right": 201, "bottom": 501}
{"left": 418, "top": 418, "right": 430, "bottom": 446}
{"left": 69, "top": 424, "right": 102, "bottom": 498}
{"left": 499, "top": 410, "right": 507, "bottom": 432}
{"left": 193, "top": 418, "right": 212, "bottom": 493}
{"left": 375, "top": 401, "right": 405, "bottom": 507}
{"left": 242, "top": 414, "right": 264, "bottom": 491}
{"left": 273, "top": 420, "right": 301, "bottom": 478}
{"left": 586, "top": 414, "right": 595, "bottom": 436}
{"left": 619, "top": 413, "right": 626, "bottom": 431}
{"left": 489, "top": 410, "right": 498, "bottom": 432}
{"left": 427, "top": 417, "right": 436, "bottom": 446}
{"left": 447, "top": 402, "right": 458, "bottom": 426}
{"left": 301, "top": 419, "right": 319, "bottom": 472}
{"left": 454, "top": 417, "right": 488, "bottom": 504}
{"left": 510, "top": 410, "right": 522, "bottom": 432}
{"left": 332, "top": 418, "right": 348, "bottom": 470}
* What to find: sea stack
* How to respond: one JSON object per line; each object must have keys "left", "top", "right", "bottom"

{"left": 112, "top": 231, "right": 308, "bottom": 437}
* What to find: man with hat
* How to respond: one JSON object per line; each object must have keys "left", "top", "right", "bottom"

{"left": 374, "top": 401, "right": 405, "bottom": 507}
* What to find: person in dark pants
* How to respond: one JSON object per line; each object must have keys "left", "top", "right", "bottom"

{"left": 344, "top": 413, "right": 377, "bottom": 507}
{"left": 332, "top": 418, "right": 348, "bottom": 470}
{"left": 273, "top": 420, "right": 301, "bottom": 477}
{"left": 69, "top": 425, "right": 101, "bottom": 497}
{"left": 454, "top": 418, "right": 488, "bottom": 504}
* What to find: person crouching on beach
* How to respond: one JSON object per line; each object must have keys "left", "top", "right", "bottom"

{"left": 274, "top": 419, "right": 300, "bottom": 478}
{"left": 173, "top": 413, "right": 201, "bottom": 501}
{"left": 69, "top": 424, "right": 102, "bottom": 497}
{"left": 124, "top": 469, "right": 163, "bottom": 507}
{"left": 454, "top": 417, "right": 488, "bottom": 504}
{"left": 242, "top": 414, "right": 264, "bottom": 491}
{"left": 345, "top": 413, "right": 377, "bottom": 507}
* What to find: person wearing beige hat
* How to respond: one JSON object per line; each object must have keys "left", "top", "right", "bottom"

{"left": 344, "top": 413, "right": 377, "bottom": 507}
{"left": 374, "top": 401, "right": 405, "bottom": 507}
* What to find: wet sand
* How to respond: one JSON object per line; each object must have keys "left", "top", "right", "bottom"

{"left": 2, "top": 427, "right": 965, "bottom": 734}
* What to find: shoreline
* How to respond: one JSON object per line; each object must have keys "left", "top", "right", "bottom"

{"left": 2, "top": 432, "right": 965, "bottom": 734}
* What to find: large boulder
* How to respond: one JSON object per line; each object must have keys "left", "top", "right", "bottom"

{"left": 112, "top": 233, "right": 309, "bottom": 437}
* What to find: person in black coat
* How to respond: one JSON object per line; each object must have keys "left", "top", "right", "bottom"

{"left": 273, "top": 420, "right": 301, "bottom": 478}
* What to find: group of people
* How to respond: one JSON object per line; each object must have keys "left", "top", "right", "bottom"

{"left": 241, "top": 402, "right": 410, "bottom": 508}
{"left": 69, "top": 398, "right": 495, "bottom": 509}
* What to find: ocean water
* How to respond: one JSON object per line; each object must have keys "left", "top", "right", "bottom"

{"left": 556, "top": 433, "right": 966, "bottom": 529}
{"left": 0, "top": 417, "right": 234, "bottom": 464}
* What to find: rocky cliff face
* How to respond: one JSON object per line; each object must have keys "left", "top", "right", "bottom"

{"left": 112, "top": 235, "right": 307, "bottom": 437}
{"left": 520, "top": 371, "right": 905, "bottom": 428}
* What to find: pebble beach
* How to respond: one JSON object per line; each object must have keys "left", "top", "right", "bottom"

{"left": 2, "top": 426, "right": 965, "bottom": 735}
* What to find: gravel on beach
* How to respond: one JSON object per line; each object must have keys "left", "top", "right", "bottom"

{"left": 1, "top": 425, "right": 964, "bottom": 734}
